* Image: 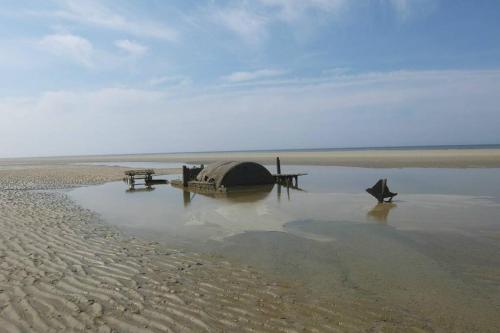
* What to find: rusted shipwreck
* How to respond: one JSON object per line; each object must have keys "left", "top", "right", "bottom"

{"left": 171, "top": 159, "right": 305, "bottom": 192}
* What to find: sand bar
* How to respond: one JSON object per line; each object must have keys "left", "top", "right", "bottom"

{"left": 2, "top": 148, "right": 500, "bottom": 168}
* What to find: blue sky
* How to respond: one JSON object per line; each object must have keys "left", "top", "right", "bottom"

{"left": 1, "top": 0, "right": 500, "bottom": 157}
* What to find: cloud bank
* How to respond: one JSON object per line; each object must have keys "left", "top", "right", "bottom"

{"left": 223, "top": 69, "right": 285, "bottom": 82}
{"left": 1, "top": 69, "right": 499, "bottom": 157}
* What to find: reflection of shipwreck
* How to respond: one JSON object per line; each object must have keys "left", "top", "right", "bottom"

{"left": 171, "top": 158, "right": 306, "bottom": 194}
{"left": 182, "top": 184, "right": 274, "bottom": 206}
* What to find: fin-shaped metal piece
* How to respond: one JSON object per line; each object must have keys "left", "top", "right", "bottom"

{"left": 366, "top": 178, "right": 398, "bottom": 203}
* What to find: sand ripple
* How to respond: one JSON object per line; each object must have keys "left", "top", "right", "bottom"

{"left": 0, "top": 166, "right": 433, "bottom": 332}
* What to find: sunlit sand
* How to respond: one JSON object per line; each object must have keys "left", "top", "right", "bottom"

{"left": 1, "top": 154, "right": 500, "bottom": 332}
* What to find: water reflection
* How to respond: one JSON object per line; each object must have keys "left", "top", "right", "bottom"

{"left": 180, "top": 183, "right": 304, "bottom": 206}
{"left": 183, "top": 190, "right": 192, "bottom": 207}
{"left": 181, "top": 184, "right": 275, "bottom": 206}
{"left": 69, "top": 165, "right": 500, "bottom": 330}
{"left": 69, "top": 166, "right": 500, "bottom": 241}
{"left": 367, "top": 203, "right": 397, "bottom": 224}
{"left": 126, "top": 187, "right": 156, "bottom": 193}
{"left": 276, "top": 183, "right": 306, "bottom": 201}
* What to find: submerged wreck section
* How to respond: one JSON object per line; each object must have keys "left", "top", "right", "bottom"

{"left": 123, "top": 169, "right": 168, "bottom": 190}
{"left": 173, "top": 161, "right": 275, "bottom": 192}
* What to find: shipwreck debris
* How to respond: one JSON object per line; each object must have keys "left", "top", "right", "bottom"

{"left": 172, "top": 159, "right": 306, "bottom": 193}
{"left": 123, "top": 169, "right": 168, "bottom": 190}
{"left": 366, "top": 179, "right": 398, "bottom": 203}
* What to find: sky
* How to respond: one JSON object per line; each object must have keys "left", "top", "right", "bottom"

{"left": 1, "top": 0, "right": 500, "bottom": 157}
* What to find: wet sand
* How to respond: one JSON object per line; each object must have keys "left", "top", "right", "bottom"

{"left": 2, "top": 148, "right": 500, "bottom": 168}
{"left": 68, "top": 167, "right": 500, "bottom": 333}
{"left": 0, "top": 164, "right": 433, "bottom": 332}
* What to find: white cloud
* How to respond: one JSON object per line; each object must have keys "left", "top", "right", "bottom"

{"left": 39, "top": 33, "right": 94, "bottom": 67}
{"left": 148, "top": 75, "right": 191, "bottom": 87}
{"left": 49, "top": 0, "right": 178, "bottom": 41}
{"left": 322, "top": 67, "right": 351, "bottom": 76}
{"left": 258, "top": 0, "right": 346, "bottom": 21}
{"left": 208, "top": 0, "right": 346, "bottom": 44}
{"left": 208, "top": 0, "right": 434, "bottom": 43}
{"left": 223, "top": 69, "right": 286, "bottom": 82}
{"left": 385, "top": 0, "right": 437, "bottom": 21}
{"left": 115, "top": 39, "right": 148, "bottom": 57}
{"left": 211, "top": 6, "right": 268, "bottom": 44}
{"left": 1, "top": 69, "right": 500, "bottom": 157}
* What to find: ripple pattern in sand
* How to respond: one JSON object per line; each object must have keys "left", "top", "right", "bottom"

{"left": 0, "top": 166, "right": 432, "bottom": 332}
{"left": 0, "top": 191, "right": 382, "bottom": 332}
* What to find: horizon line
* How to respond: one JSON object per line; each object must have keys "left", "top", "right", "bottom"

{"left": 2, "top": 143, "right": 500, "bottom": 160}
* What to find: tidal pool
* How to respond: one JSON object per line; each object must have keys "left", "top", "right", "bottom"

{"left": 70, "top": 165, "right": 500, "bottom": 331}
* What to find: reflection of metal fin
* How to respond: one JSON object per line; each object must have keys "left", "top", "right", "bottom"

{"left": 367, "top": 203, "right": 397, "bottom": 224}
{"left": 366, "top": 179, "right": 398, "bottom": 203}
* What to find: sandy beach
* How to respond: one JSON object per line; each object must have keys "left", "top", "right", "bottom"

{"left": 0, "top": 163, "right": 439, "bottom": 332}
{"left": 3, "top": 148, "right": 500, "bottom": 168}
{"left": 3, "top": 0, "right": 500, "bottom": 331}
{"left": 0, "top": 158, "right": 499, "bottom": 332}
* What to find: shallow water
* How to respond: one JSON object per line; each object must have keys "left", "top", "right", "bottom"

{"left": 70, "top": 165, "right": 500, "bottom": 330}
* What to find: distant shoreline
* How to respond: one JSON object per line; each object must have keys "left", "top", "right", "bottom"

{"left": 2, "top": 144, "right": 500, "bottom": 161}
{"left": 2, "top": 147, "right": 500, "bottom": 168}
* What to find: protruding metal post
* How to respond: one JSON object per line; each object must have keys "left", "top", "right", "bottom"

{"left": 182, "top": 165, "right": 188, "bottom": 187}
{"left": 276, "top": 157, "right": 281, "bottom": 175}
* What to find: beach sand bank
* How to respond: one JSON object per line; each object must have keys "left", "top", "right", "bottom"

{"left": 2, "top": 148, "right": 500, "bottom": 168}
{"left": 0, "top": 164, "right": 433, "bottom": 332}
